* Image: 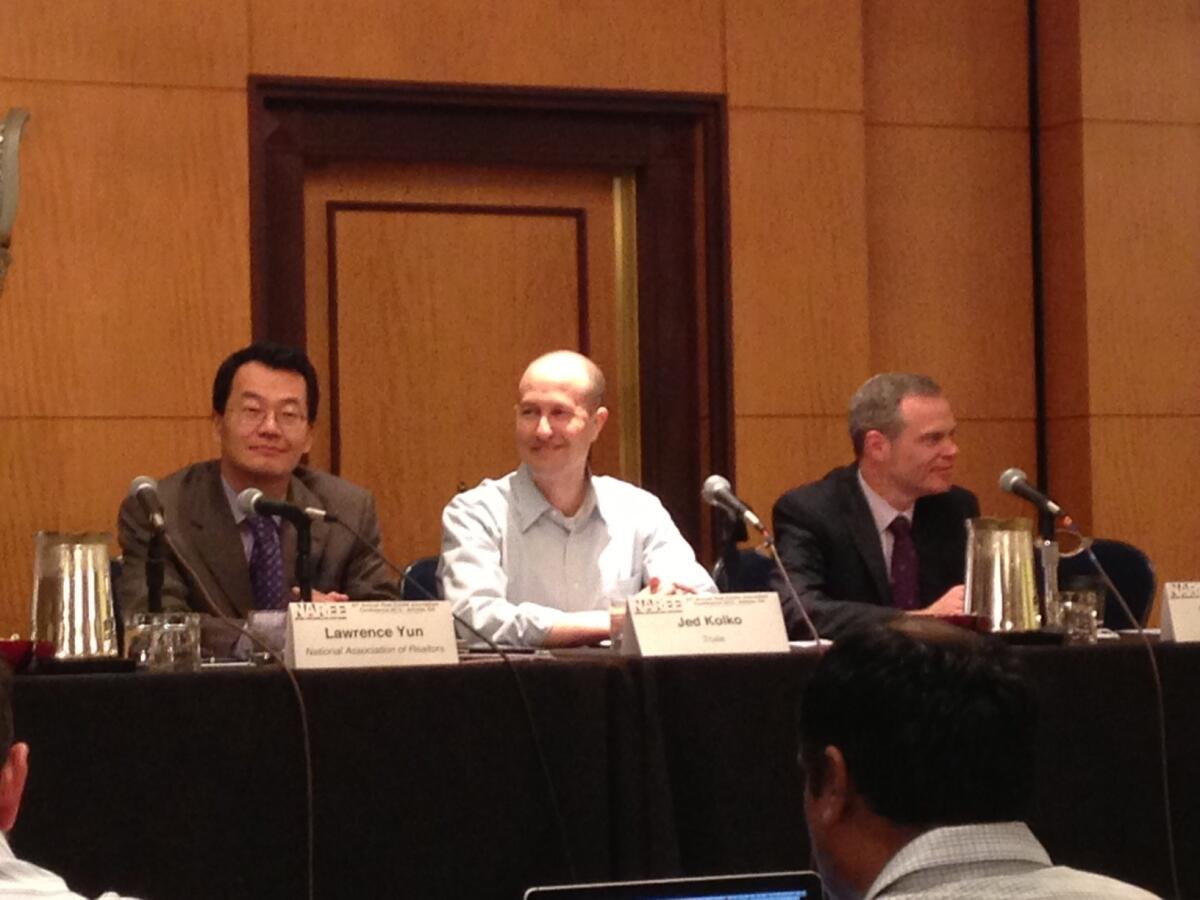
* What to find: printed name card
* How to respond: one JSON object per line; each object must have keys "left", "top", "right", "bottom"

{"left": 286, "top": 600, "right": 458, "bottom": 669}
{"left": 622, "top": 592, "right": 789, "bottom": 657}
{"left": 1161, "top": 582, "right": 1200, "bottom": 643}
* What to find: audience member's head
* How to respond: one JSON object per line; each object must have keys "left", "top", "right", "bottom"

{"left": 798, "top": 619, "right": 1037, "bottom": 898}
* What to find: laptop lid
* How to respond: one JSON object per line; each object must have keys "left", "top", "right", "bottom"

{"left": 524, "top": 870, "right": 822, "bottom": 900}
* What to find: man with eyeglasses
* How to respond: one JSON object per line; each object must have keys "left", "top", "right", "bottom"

{"left": 117, "top": 342, "right": 399, "bottom": 616}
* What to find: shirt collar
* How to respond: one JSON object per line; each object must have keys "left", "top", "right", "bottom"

{"left": 512, "top": 463, "right": 599, "bottom": 533}
{"left": 221, "top": 475, "right": 290, "bottom": 526}
{"left": 865, "top": 822, "right": 1050, "bottom": 900}
{"left": 857, "top": 467, "right": 913, "bottom": 533}
{"left": 221, "top": 476, "right": 248, "bottom": 525}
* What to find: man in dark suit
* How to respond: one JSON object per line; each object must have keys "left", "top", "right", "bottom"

{"left": 117, "top": 343, "right": 398, "bottom": 616}
{"left": 771, "top": 373, "right": 978, "bottom": 639}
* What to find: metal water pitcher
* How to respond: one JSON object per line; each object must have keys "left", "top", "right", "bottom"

{"left": 963, "top": 517, "right": 1040, "bottom": 632}
{"left": 30, "top": 532, "right": 118, "bottom": 658}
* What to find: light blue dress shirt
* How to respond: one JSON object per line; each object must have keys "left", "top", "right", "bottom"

{"left": 438, "top": 464, "right": 716, "bottom": 646}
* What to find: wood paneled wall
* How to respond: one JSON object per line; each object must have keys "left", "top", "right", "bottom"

{"left": 1, "top": 0, "right": 1195, "bottom": 634}
{"left": 1038, "top": 0, "right": 1200, "bottom": 622}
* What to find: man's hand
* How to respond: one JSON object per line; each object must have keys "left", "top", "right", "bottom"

{"left": 634, "top": 576, "right": 698, "bottom": 597}
{"left": 291, "top": 587, "right": 349, "bottom": 604}
{"left": 911, "top": 584, "right": 965, "bottom": 617}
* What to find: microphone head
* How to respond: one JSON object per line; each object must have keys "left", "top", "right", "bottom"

{"left": 236, "top": 487, "right": 264, "bottom": 516}
{"left": 998, "top": 467, "right": 1028, "bottom": 493}
{"left": 701, "top": 474, "right": 732, "bottom": 503}
{"left": 130, "top": 475, "right": 158, "bottom": 497}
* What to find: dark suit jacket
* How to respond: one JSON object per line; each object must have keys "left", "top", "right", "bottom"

{"left": 770, "top": 463, "right": 979, "bottom": 640}
{"left": 117, "top": 460, "right": 400, "bottom": 616}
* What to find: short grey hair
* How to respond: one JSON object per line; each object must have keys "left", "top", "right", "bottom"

{"left": 848, "top": 373, "right": 943, "bottom": 457}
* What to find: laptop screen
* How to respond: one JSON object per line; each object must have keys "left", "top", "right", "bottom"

{"left": 524, "top": 870, "right": 822, "bottom": 900}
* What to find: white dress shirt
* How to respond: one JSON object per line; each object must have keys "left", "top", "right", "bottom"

{"left": 0, "top": 831, "right": 138, "bottom": 899}
{"left": 865, "top": 822, "right": 1159, "bottom": 899}
{"left": 857, "top": 469, "right": 913, "bottom": 572}
{"left": 439, "top": 465, "right": 716, "bottom": 646}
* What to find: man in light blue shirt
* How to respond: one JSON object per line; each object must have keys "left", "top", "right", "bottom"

{"left": 439, "top": 350, "right": 715, "bottom": 647}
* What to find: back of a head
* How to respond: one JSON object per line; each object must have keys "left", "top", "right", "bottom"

{"left": 799, "top": 619, "right": 1038, "bottom": 828}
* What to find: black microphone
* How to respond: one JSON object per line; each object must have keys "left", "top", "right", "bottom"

{"left": 702, "top": 474, "right": 768, "bottom": 536}
{"left": 236, "top": 488, "right": 339, "bottom": 525}
{"left": 998, "top": 467, "right": 1064, "bottom": 517}
{"left": 130, "top": 475, "right": 166, "bottom": 531}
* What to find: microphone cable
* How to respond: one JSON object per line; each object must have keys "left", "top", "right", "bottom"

{"left": 157, "top": 531, "right": 317, "bottom": 900}
{"left": 1062, "top": 520, "right": 1180, "bottom": 899}
{"left": 328, "top": 518, "right": 580, "bottom": 883}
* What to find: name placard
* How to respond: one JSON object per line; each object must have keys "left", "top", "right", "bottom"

{"left": 1161, "top": 582, "right": 1200, "bottom": 642}
{"left": 285, "top": 601, "right": 458, "bottom": 669}
{"left": 622, "top": 592, "right": 789, "bottom": 657}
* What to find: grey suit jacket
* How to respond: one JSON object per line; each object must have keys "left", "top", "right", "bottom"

{"left": 117, "top": 460, "right": 400, "bottom": 616}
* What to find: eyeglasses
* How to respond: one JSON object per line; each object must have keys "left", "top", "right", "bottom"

{"left": 230, "top": 404, "right": 309, "bottom": 432}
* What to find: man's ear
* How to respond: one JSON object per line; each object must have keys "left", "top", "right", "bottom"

{"left": 814, "top": 745, "right": 850, "bottom": 826}
{"left": 861, "top": 429, "right": 890, "bottom": 462}
{"left": 0, "top": 742, "right": 30, "bottom": 832}
{"left": 591, "top": 405, "right": 609, "bottom": 437}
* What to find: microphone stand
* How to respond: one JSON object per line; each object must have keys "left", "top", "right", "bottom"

{"left": 295, "top": 519, "right": 313, "bottom": 604}
{"left": 146, "top": 525, "right": 165, "bottom": 614}
{"left": 714, "top": 513, "right": 748, "bottom": 591}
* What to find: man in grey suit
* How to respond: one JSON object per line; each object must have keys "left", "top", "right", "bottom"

{"left": 117, "top": 343, "right": 398, "bottom": 616}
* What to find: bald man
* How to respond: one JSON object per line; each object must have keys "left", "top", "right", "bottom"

{"left": 439, "top": 351, "right": 716, "bottom": 648}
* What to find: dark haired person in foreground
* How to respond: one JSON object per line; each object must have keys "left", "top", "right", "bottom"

{"left": 118, "top": 342, "right": 398, "bottom": 616}
{"left": 0, "top": 664, "right": 139, "bottom": 898}
{"left": 772, "top": 373, "right": 979, "bottom": 640}
{"left": 798, "top": 619, "right": 1157, "bottom": 899}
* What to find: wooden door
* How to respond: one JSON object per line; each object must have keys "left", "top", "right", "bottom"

{"left": 302, "top": 162, "right": 639, "bottom": 565}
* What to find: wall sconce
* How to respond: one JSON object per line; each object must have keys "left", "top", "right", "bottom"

{"left": 0, "top": 108, "right": 31, "bottom": 297}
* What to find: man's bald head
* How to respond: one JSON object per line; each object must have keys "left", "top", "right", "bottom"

{"left": 518, "top": 350, "right": 607, "bottom": 412}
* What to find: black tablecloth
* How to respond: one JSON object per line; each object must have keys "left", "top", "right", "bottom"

{"left": 12, "top": 642, "right": 1195, "bottom": 899}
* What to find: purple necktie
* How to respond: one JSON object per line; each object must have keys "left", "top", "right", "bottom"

{"left": 246, "top": 515, "right": 286, "bottom": 610}
{"left": 888, "top": 516, "right": 919, "bottom": 610}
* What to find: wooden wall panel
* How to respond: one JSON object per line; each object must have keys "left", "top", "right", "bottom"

{"left": 864, "top": 0, "right": 1029, "bottom": 127}
{"left": 333, "top": 210, "right": 581, "bottom": 562}
{"left": 1089, "top": 417, "right": 1200, "bottom": 620}
{"left": 0, "top": 82, "right": 250, "bottom": 417}
{"left": 1077, "top": 0, "right": 1200, "bottom": 124}
{"left": 1081, "top": 122, "right": 1200, "bottom": 415}
{"left": 729, "top": 110, "right": 869, "bottom": 418}
{"left": 951, "top": 419, "right": 1038, "bottom": 519}
{"left": 734, "top": 416, "right": 851, "bottom": 533}
{"left": 1038, "top": 121, "right": 1089, "bottom": 419}
{"left": 0, "top": 418, "right": 216, "bottom": 636}
{"left": 866, "top": 127, "right": 1034, "bottom": 418}
{"left": 725, "top": 0, "right": 863, "bottom": 110}
{"left": 1045, "top": 416, "right": 1095, "bottom": 535}
{"left": 1035, "top": 0, "right": 1082, "bottom": 128}
{"left": 0, "top": 0, "right": 247, "bottom": 87}
{"left": 248, "top": 0, "right": 724, "bottom": 93}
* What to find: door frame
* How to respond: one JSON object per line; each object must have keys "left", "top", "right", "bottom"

{"left": 247, "top": 75, "right": 732, "bottom": 548}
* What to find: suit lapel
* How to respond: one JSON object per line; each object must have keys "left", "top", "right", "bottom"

{"left": 841, "top": 468, "right": 890, "bottom": 605}
{"left": 182, "top": 463, "right": 254, "bottom": 616}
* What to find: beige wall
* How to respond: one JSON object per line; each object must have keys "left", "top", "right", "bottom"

{"left": 0, "top": 0, "right": 1195, "bottom": 634}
